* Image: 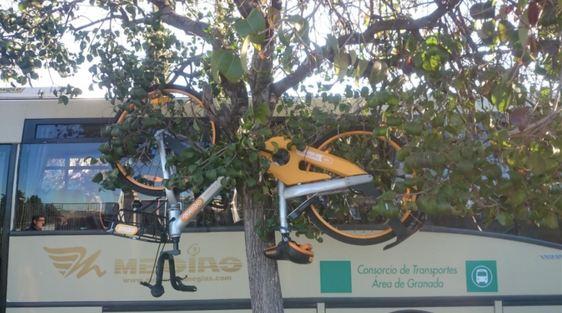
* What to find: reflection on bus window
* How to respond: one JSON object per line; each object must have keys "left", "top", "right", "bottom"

{"left": 35, "top": 123, "right": 103, "bottom": 140}
{"left": 1, "top": 145, "right": 11, "bottom": 245}
{"left": 428, "top": 212, "right": 562, "bottom": 244}
{"left": 15, "top": 143, "right": 121, "bottom": 231}
{"left": 13, "top": 142, "right": 241, "bottom": 232}
{"left": 0, "top": 146, "right": 9, "bottom": 211}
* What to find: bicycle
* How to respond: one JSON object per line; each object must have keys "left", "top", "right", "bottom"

{"left": 110, "top": 84, "right": 425, "bottom": 297}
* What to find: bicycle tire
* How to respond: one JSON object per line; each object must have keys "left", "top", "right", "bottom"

{"left": 306, "top": 126, "right": 416, "bottom": 245}
{"left": 113, "top": 84, "right": 217, "bottom": 196}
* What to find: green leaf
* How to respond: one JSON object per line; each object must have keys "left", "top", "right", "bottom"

{"left": 417, "top": 197, "right": 437, "bottom": 215}
{"left": 125, "top": 4, "right": 136, "bottom": 15}
{"left": 456, "top": 160, "right": 474, "bottom": 174}
{"left": 379, "top": 191, "right": 396, "bottom": 201}
{"left": 355, "top": 59, "right": 369, "bottom": 80}
{"left": 348, "top": 51, "right": 357, "bottom": 69}
{"left": 421, "top": 48, "right": 444, "bottom": 72}
{"left": 542, "top": 213, "right": 559, "bottom": 229}
{"left": 478, "top": 21, "right": 496, "bottom": 45}
{"left": 240, "top": 36, "right": 252, "bottom": 73}
{"left": 470, "top": 2, "right": 495, "bottom": 19}
{"left": 210, "top": 50, "right": 224, "bottom": 82}
{"left": 518, "top": 17, "right": 529, "bottom": 46}
{"left": 92, "top": 172, "right": 104, "bottom": 183}
{"left": 404, "top": 121, "right": 423, "bottom": 135}
{"left": 334, "top": 52, "right": 350, "bottom": 80}
{"left": 234, "top": 20, "right": 252, "bottom": 38}
{"left": 496, "top": 211, "right": 513, "bottom": 226}
{"left": 211, "top": 49, "right": 244, "bottom": 83}
{"left": 491, "top": 86, "right": 510, "bottom": 112}
{"left": 498, "top": 20, "right": 514, "bottom": 43}
{"left": 205, "top": 169, "right": 217, "bottom": 180}
{"left": 368, "top": 61, "right": 387, "bottom": 84}
{"left": 288, "top": 15, "right": 310, "bottom": 44}
{"left": 131, "top": 87, "right": 147, "bottom": 98}
{"left": 233, "top": 8, "right": 266, "bottom": 43}
{"left": 425, "top": 36, "right": 439, "bottom": 46}
{"left": 527, "top": 153, "right": 548, "bottom": 174}
{"left": 254, "top": 102, "right": 270, "bottom": 124}
{"left": 59, "top": 95, "right": 69, "bottom": 105}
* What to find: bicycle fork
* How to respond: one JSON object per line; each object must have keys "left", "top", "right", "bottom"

{"left": 265, "top": 174, "right": 376, "bottom": 264}
{"left": 142, "top": 130, "right": 226, "bottom": 296}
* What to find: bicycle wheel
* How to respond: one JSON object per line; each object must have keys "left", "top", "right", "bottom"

{"left": 306, "top": 126, "right": 417, "bottom": 245}
{"left": 113, "top": 85, "right": 217, "bottom": 196}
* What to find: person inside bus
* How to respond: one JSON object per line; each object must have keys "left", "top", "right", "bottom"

{"left": 24, "top": 214, "right": 45, "bottom": 231}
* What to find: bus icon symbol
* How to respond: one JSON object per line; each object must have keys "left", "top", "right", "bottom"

{"left": 474, "top": 267, "right": 490, "bottom": 286}
{"left": 466, "top": 261, "right": 498, "bottom": 292}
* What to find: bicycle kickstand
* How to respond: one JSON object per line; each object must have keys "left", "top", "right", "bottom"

{"left": 383, "top": 211, "right": 426, "bottom": 250}
{"left": 141, "top": 245, "right": 197, "bottom": 297}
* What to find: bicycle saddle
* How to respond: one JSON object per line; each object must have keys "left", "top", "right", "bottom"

{"left": 264, "top": 240, "right": 314, "bottom": 264}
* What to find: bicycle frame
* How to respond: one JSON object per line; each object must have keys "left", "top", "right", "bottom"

{"left": 115, "top": 129, "right": 378, "bottom": 241}
{"left": 113, "top": 129, "right": 379, "bottom": 296}
{"left": 160, "top": 131, "right": 376, "bottom": 241}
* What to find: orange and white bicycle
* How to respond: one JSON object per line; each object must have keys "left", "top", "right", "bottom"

{"left": 110, "top": 84, "right": 424, "bottom": 297}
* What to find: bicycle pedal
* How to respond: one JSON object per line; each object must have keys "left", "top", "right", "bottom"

{"left": 264, "top": 240, "right": 314, "bottom": 264}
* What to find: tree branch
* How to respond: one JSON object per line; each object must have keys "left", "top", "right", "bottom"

{"left": 167, "top": 54, "right": 205, "bottom": 83}
{"left": 346, "top": 0, "right": 461, "bottom": 45}
{"left": 508, "top": 108, "right": 561, "bottom": 138}
{"left": 234, "top": 0, "right": 258, "bottom": 17}
{"left": 271, "top": 0, "right": 462, "bottom": 96}
{"left": 149, "top": 0, "right": 214, "bottom": 44}
{"left": 72, "top": 15, "right": 115, "bottom": 31}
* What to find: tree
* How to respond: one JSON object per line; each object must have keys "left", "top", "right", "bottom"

{"left": 1, "top": 0, "right": 561, "bottom": 312}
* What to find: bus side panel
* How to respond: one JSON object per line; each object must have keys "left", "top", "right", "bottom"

{"left": 7, "top": 308, "right": 102, "bottom": 313}
{"left": 7, "top": 233, "right": 248, "bottom": 302}
{"left": 504, "top": 306, "right": 562, "bottom": 313}
{"left": 0, "top": 99, "right": 113, "bottom": 143}
{"left": 327, "top": 308, "right": 494, "bottom": 313}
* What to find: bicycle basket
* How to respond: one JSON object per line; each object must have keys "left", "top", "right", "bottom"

{"left": 112, "top": 200, "right": 168, "bottom": 243}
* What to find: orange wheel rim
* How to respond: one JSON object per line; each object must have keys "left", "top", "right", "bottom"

{"left": 309, "top": 129, "right": 414, "bottom": 240}
{"left": 115, "top": 87, "right": 216, "bottom": 191}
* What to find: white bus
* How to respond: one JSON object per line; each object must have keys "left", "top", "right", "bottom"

{"left": 0, "top": 88, "right": 560, "bottom": 313}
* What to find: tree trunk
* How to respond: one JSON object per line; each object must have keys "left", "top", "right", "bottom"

{"left": 241, "top": 186, "right": 284, "bottom": 313}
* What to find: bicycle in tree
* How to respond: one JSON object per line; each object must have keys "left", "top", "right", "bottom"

{"left": 109, "top": 84, "right": 424, "bottom": 297}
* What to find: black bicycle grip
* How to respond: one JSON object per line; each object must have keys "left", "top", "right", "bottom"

{"left": 140, "top": 281, "right": 165, "bottom": 297}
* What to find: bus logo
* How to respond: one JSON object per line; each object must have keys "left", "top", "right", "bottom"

{"left": 44, "top": 246, "right": 106, "bottom": 278}
{"left": 473, "top": 267, "right": 491, "bottom": 286}
{"left": 465, "top": 260, "right": 498, "bottom": 292}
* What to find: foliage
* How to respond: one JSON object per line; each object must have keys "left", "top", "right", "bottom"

{"left": 1, "top": 0, "right": 561, "bottom": 308}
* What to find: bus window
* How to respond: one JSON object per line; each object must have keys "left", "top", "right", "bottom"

{"left": 13, "top": 118, "right": 241, "bottom": 232}
{"left": 14, "top": 142, "right": 121, "bottom": 231}
{"left": 427, "top": 211, "right": 562, "bottom": 244}
{"left": 14, "top": 119, "right": 121, "bottom": 231}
